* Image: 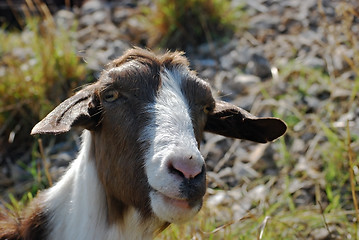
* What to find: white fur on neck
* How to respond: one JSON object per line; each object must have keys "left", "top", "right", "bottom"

{"left": 43, "top": 131, "right": 160, "bottom": 240}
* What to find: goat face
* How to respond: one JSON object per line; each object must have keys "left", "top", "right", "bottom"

{"left": 31, "top": 49, "right": 287, "bottom": 226}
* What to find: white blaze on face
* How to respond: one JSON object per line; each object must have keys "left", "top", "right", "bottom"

{"left": 141, "top": 68, "right": 205, "bottom": 223}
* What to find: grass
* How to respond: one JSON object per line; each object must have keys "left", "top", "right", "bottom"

{"left": 142, "top": 0, "right": 247, "bottom": 49}
{"left": 158, "top": 200, "right": 358, "bottom": 239}
{"left": 0, "top": 17, "right": 86, "bottom": 118}
{"left": 0, "top": 1, "right": 87, "bottom": 159}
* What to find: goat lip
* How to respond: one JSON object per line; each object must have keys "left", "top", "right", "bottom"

{"left": 161, "top": 194, "right": 190, "bottom": 209}
{"left": 153, "top": 190, "right": 191, "bottom": 209}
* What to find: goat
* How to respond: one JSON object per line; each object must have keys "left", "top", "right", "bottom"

{"left": 0, "top": 48, "right": 287, "bottom": 240}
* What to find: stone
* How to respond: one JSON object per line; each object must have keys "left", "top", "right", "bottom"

{"left": 81, "top": 0, "right": 105, "bottom": 15}
{"left": 112, "top": 7, "right": 134, "bottom": 24}
{"left": 245, "top": 53, "right": 272, "bottom": 79}
{"left": 228, "top": 74, "right": 261, "bottom": 94}
{"left": 219, "top": 49, "right": 244, "bottom": 70}
{"left": 79, "top": 14, "right": 96, "bottom": 27}
{"left": 55, "top": 10, "right": 75, "bottom": 30}
{"left": 91, "top": 38, "right": 107, "bottom": 50}
{"left": 302, "top": 57, "right": 325, "bottom": 68}
{"left": 92, "top": 10, "right": 110, "bottom": 25}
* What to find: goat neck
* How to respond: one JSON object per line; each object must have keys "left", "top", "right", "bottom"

{"left": 42, "top": 131, "right": 163, "bottom": 240}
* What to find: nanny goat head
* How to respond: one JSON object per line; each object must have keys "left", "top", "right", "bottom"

{"left": 1, "top": 48, "right": 287, "bottom": 240}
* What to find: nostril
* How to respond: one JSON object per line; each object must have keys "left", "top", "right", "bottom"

{"left": 168, "top": 157, "right": 204, "bottom": 179}
{"left": 168, "top": 164, "right": 185, "bottom": 178}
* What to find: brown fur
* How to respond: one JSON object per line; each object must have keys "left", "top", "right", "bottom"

{"left": 0, "top": 196, "right": 49, "bottom": 240}
{"left": 93, "top": 57, "right": 160, "bottom": 223}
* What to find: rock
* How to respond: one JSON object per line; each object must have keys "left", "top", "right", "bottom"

{"left": 245, "top": 53, "right": 272, "bottom": 79}
{"left": 92, "top": 10, "right": 110, "bottom": 24}
{"left": 81, "top": 0, "right": 105, "bottom": 15}
{"left": 92, "top": 38, "right": 108, "bottom": 50}
{"left": 197, "top": 42, "right": 214, "bottom": 56}
{"left": 246, "top": 0, "right": 269, "bottom": 13}
{"left": 304, "top": 96, "right": 320, "bottom": 112}
{"left": 235, "top": 48, "right": 253, "bottom": 67}
{"left": 77, "top": 26, "right": 93, "bottom": 42}
{"left": 249, "top": 14, "right": 281, "bottom": 31}
{"left": 198, "top": 68, "right": 217, "bottom": 80}
{"left": 79, "top": 14, "right": 96, "bottom": 27}
{"left": 219, "top": 49, "right": 248, "bottom": 70}
{"left": 220, "top": 52, "right": 236, "bottom": 70}
{"left": 331, "top": 88, "right": 352, "bottom": 100}
{"left": 108, "top": 40, "right": 131, "bottom": 59}
{"left": 213, "top": 71, "right": 237, "bottom": 100}
{"left": 123, "top": 17, "right": 147, "bottom": 43}
{"left": 85, "top": 49, "right": 113, "bottom": 70}
{"left": 112, "top": 7, "right": 135, "bottom": 24}
{"left": 309, "top": 228, "right": 335, "bottom": 240}
{"left": 11, "top": 47, "right": 34, "bottom": 60}
{"left": 302, "top": 56, "right": 326, "bottom": 68}
{"left": 206, "top": 190, "right": 228, "bottom": 207}
{"left": 234, "top": 74, "right": 261, "bottom": 86}
{"left": 79, "top": 1, "right": 111, "bottom": 28}
{"left": 332, "top": 45, "right": 352, "bottom": 72}
{"left": 193, "top": 59, "right": 217, "bottom": 68}
{"left": 291, "top": 138, "right": 306, "bottom": 153}
{"left": 227, "top": 74, "right": 261, "bottom": 94}
{"left": 55, "top": 10, "right": 75, "bottom": 30}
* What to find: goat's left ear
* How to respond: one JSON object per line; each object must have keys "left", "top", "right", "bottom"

{"left": 204, "top": 101, "right": 287, "bottom": 143}
{"left": 31, "top": 86, "right": 100, "bottom": 135}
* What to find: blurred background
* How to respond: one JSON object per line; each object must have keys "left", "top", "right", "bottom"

{"left": 0, "top": 0, "right": 359, "bottom": 239}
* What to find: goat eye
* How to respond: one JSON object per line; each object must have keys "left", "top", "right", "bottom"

{"left": 203, "top": 104, "right": 213, "bottom": 114}
{"left": 103, "top": 90, "right": 119, "bottom": 102}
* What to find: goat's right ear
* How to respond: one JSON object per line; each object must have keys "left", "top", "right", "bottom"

{"left": 31, "top": 86, "right": 101, "bottom": 135}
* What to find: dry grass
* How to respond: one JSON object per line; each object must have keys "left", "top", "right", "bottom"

{"left": 0, "top": 0, "right": 87, "bottom": 159}
{"left": 142, "top": 0, "right": 247, "bottom": 49}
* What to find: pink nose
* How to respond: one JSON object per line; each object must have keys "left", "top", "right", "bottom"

{"left": 169, "top": 155, "right": 204, "bottom": 179}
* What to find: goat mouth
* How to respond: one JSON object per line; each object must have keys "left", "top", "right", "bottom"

{"left": 152, "top": 189, "right": 201, "bottom": 209}
{"left": 161, "top": 194, "right": 190, "bottom": 209}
